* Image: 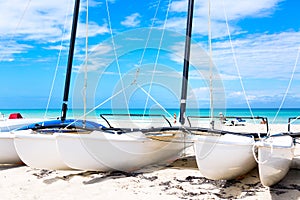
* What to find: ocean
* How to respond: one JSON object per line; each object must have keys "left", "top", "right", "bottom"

{"left": 1, "top": 108, "right": 300, "bottom": 125}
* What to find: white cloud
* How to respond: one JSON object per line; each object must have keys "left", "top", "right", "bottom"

{"left": 170, "top": 0, "right": 283, "bottom": 20}
{"left": 165, "top": 0, "right": 294, "bottom": 78}
{"left": 0, "top": 0, "right": 109, "bottom": 59}
{"left": 219, "top": 73, "right": 238, "bottom": 81}
{"left": 223, "top": 79, "right": 300, "bottom": 108}
{"left": 45, "top": 45, "right": 66, "bottom": 51}
{"left": 76, "top": 22, "right": 109, "bottom": 38}
{"left": 228, "top": 91, "right": 245, "bottom": 98}
{"left": 212, "top": 31, "right": 300, "bottom": 80}
{"left": 121, "top": 13, "right": 141, "bottom": 27}
{"left": 167, "top": 27, "right": 300, "bottom": 108}
{"left": 167, "top": 0, "right": 283, "bottom": 37}
{"left": 74, "top": 43, "right": 114, "bottom": 72}
{"left": 0, "top": 1, "right": 73, "bottom": 39}
{"left": 188, "top": 87, "right": 210, "bottom": 101}
{"left": 167, "top": 30, "right": 300, "bottom": 81}
{"left": 0, "top": 41, "right": 33, "bottom": 61}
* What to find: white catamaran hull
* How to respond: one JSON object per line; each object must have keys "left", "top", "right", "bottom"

{"left": 13, "top": 130, "right": 71, "bottom": 170}
{"left": 291, "top": 138, "right": 300, "bottom": 169}
{"left": 0, "top": 132, "right": 22, "bottom": 164}
{"left": 56, "top": 130, "right": 189, "bottom": 172}
{"left": 0, "top": 118, "right": 48, "bottom": 164}
{"left": 256, "top": 135, "right": 294, "bottom": 187}
{"left": 55, "top": 132, "right": 113, "bottom": 171}
{"left": 194, "top": 134, "right": 256, "bottom": 180}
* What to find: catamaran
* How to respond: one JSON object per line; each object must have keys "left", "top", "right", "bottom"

{"left": 13, "top": 0, "right": 191, "bottom": 171}
{"left": 174, "top": 0, "right": 268, "bottom": 180}
{"left": 254, "top": 134, "right": 294, "bottom": 187}
{"left": 253, "top": 116, "right": 299, "bottom": 187}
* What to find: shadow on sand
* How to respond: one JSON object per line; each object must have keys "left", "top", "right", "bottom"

{"left": 269, "top": 169, "right": 300, "bottom": 200}
{"left": 0, "top": 163, "right": 23, "bottom": 171}
{"left": 38, "top": 155, "right": 299, "bottom": 199}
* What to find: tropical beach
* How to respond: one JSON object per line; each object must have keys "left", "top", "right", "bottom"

{"left": 0, "top": 0, "right": 300, "bottom": 199}
{"left": 0, "top": 123, "right": 299, "bottom": 200}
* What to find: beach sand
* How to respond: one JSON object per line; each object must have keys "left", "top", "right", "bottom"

{"left": 0, "top": 124, "right": 299, "bottom": 200}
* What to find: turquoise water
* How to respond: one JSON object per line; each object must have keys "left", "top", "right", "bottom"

{"left": 1, "top": 108, "right": 300, "bottom": 124}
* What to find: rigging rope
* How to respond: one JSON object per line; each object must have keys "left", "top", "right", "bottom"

{"left": 82, "top": 0, "right": 89, "bottom": 121}
{"left": 208, "top": 0, "right": 214, "bottom": 128}
{"left": 70, "top": 1, "right": 179, "bottom": 127}
{"left": 221, "top": 0, "right": 256, "bottom": 122}
{"left": 69, "top": 0, "right": 170, "bottom": 125}
{"left": 105, "top": 0, "right": 129, "bottom": 112}
{"left": 135, "top": 0, "right": 161, "bottom": 78}
{"left": 289, "top": 116, "right": 300, "bottom": 128}
{"left": 67, "top": 82, "right": 174, "bottom": 129}
{"left": 272, "top": 46, "right": 300, "bottom": 124}
{"left": 142, "top": 0, "right": 172, "bottom": 115}
{"left": 44, "top": 0, "right": 73, "bottom": 120}
{"left": 64, "top": 84, "right": 131, "bottom": 129}
{"left": 2, "top": 0, "right": 32, "bottom": 131}
{"left": 0, "top": 0, "right": 32, "bottom": 62}
{"left": 138, "top": 84, "right": 173, "bottom": 118}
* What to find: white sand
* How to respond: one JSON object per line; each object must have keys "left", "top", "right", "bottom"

{"left": 0, "top": 123, "right": 299, "bottom": 200}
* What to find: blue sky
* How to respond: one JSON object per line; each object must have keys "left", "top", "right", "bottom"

{"left": 0, "top": 0, "right": 299, "bottom": 110}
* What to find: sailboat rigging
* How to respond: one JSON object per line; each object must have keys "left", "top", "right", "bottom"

{"left": 1, "top": 0, "right": 275, "bottom": 181}
{"left": 0, "top": 0, "right": 296, "bottom": 188}
{"left": 11, "top": 0, "right": 192, "bottom": 171}
{"left": 252, "top": 45, "right": 300, "bottom": 186}
{"left": 185, "top": 0, "right": 269, "bottom": 180}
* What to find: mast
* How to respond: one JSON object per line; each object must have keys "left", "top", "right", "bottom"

{"left": 179, "top": 0, "right": 194, "bottom": 125}
{"left": 61, "top": 0, "right": 81, "bottom": 121}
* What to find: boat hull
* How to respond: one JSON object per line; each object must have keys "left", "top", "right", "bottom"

{"left": 13, "top": 130, "right": 71, "bottom": 170}
{"left": 292, "top": 138, "right": 300, "bottom": 169}
{"left": 0, "top": 132, "right": 22, "bottom": 164}
{"left": 256, "top": 135, "right": 294, "bottom": 187}
{"left": 194, "top": 133, "right": 256, "bottom": 180}
{"left": 55, "top": 132, "right": 113, "bottom": 171}
{"left": 56, "top": 130, "right": 189, "bottom": 172}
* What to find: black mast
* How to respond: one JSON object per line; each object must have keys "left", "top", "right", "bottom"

{"left": 179, "top": 0, "right": 194, "bottom": 125}
{"left": 61, "top": 0, "right": 81, "bottom": 121}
